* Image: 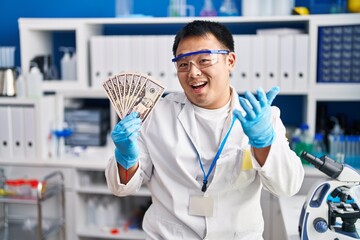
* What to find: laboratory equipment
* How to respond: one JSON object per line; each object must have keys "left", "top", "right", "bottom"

{"left": 298, "top": 151, "right": 360, "bottom": 240}
{"left": 200, "top": 0, "right": 217, "bottom": 16}
{"left": 168, "top": 0, "right": 194, "bottom": 17}
{"left": 115, "top": 0, "right": 133, "bottom": 17}
{"left": 219, "top": 0, "right": 239, "bottom": 16}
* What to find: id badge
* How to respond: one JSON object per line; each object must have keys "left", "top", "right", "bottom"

{"left": 188, "top": 195, "right": 214, "bottom": 217}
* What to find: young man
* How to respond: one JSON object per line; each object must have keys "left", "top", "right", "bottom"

{"left": 106, "top": 20, "right": 304, "bottom": 239}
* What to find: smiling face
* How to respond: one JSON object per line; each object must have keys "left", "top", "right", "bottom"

{"left": 175, "top": 34, "right": 236, "bottom": 109}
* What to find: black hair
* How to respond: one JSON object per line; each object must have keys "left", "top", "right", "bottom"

{"left": 172, "top": 20, "right": 234, "bottom": 57}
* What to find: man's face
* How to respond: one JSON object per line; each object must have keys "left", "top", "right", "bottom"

{"left": 175, "top": 34, "right": 236, "bottom": 109}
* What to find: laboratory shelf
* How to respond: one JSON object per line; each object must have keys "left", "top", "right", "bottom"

{"left": 77, "top": 227, "right": 146, "bottom": 240}
{"left": 76, "top": 185, "right": 151, "bottom": 197}
{"left": 0, "top": 217, "right": 65, "bottom": 240}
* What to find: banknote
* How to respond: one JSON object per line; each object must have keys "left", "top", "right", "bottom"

{"left": 102, "top": 72, "right": 165, "bottom": 122}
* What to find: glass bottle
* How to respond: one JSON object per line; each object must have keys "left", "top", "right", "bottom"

{"left": 313, "top": 133, "right": 327, "bottom": 158}
{"left": 200, "top": 0, "right": 217, "bottom": 16}
{"left": 219, "top": 0, "right": 239, "bottom": 16}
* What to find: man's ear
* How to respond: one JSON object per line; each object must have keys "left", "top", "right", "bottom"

{"left": 227, "top": 52, "right": 236, "bottom": 70}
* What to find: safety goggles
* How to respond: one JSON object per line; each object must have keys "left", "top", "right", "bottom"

{"left": 171, "top": 49, "right": 230, "bottom": 72}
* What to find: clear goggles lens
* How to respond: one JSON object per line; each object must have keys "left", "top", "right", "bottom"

{"left": 172, "top": 50, "right": 229, "bottom": 72}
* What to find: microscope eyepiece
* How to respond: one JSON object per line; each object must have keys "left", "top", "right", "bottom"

{"left": 300, "top": 151, "right": 343, "bottom": 179}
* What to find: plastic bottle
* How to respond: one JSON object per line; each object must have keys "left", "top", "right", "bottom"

{"left": 69, "top": 50, "right": 77, "bottom": 80}
{"left": 295, "top": 123, "right": 313, "bottom": 164}
{"left": 290, "top": 128, "right": 301, "bottom": 151}
{"left": 328, "top": 117, "right": 344, "bottom": 162}
{"left": 86, "top": 197, "right": 96, "bottom": 226}
{"left": 26, "top": 62, "right": 43, "bottom": 99}
{"left": 219, "top": 0, "right": 239, "bottom": 16}
{"left": 312, "top": 133, "right": 327, "bottom": 158}
{"left": 59, "top": 47, "right": 75, "bottom": 80}
{"left": 15, "top": 67, "right": 26, "bottom": 98}
{"left": 96, "top": 197, "right": 107, "bottom": 227}
{"left": 200, "top": 0, "right": 217, "bottom": 16}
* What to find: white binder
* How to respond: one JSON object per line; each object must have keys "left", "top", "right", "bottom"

{"left": 10, "top": 106, "right": 25, "bottom": 159}
{"left": 117, "top": 36, "right": 131, "bottom": 73}
{"left": 143, "top": 36, "right": 158, "bottom": 78}
{"left": 90, "top": 36, "right": 106, "bottom": 89}
{"left": 231, "top": 35, "right": 242, "bottom": 92}
{"left": 156, "top": 35, "right": 178, "bottom": 92}
{"left": 233, "top": 35, "right": 253, "bottom": 93}
{"left": 0, "top": 106, "right": 12, "bottom": 158}
{"left": 130, "top": 36, "right": 145, "bottom": 73}
{"left": 294, "top": 34, "right": 309, "bottom": 91}
{"left": 104, "top": 36, "right": 116, "bottom": 78}
{"left": 23, "top": 106, "right": 37, "bottom": 158}
{"left": 279, "top": 35, "right": 295, "bottom": 91}
{"left": 251, "top": 36, "right": 266, "bottom": 91}
{"left": 264, "top": 35, "right": 280, "bottom": 90}
{"left": 167, "top": 36, "right": 181, "bottom": 92}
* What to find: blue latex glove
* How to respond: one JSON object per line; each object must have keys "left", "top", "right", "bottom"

{"left": 233, "top": 86, "right": 280, "bottom": 148}
{"left": 111, "top": 112, "right": 142, "bottom": 170}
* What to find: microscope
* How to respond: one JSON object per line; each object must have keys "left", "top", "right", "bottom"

{"left": 299, "top": 151, "right": 360, "bottom": 240}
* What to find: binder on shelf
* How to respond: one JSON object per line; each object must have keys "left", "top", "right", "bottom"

{"left": 167, "top": 35, "right": 182, "bottom": 92}
{"left": 294, "top": 34, "right": 309, "bottom": 90}
{"left": 117, "top": 36, "right": 131, "bottom": 74}
{"left": 104, "top": 36, "right": 116, "bottom": 79}
{"left": 156, "top": 35, "right": 179, "bottom": 92}
{"left": 143, "top": 36, "right": 158, "bottom": 78}
{"left": 279, "top": 35, "right": 295, "bottom": 91}
{"left": 154, "top": 36, "right": 169, "bottom": 90}
{"left": 264, "top": 35, "right": 280, "bottom": 91}
{"left": 10, "top": 106, "right": 25, "bottom": 159}
{"left": 90, "top": 36, "right": 106, "bottom": 88}
{"left": 0, "top": 106, "right": 12, "bottom": 158}
{"left": 251, "top": 36, "right": 265, "bottom": 91}
{"left": 23, "top": 106, "right": 37, "bottom": 158}
{"left": 130, "top": 36, "right": 146, "bottom": 74}
{"left": 233, "top": 35, "right": 252, "bottom": 93}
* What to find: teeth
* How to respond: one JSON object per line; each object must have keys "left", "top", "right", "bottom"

{"left": 192, "top": 82, "right": 206, "bottom": 87}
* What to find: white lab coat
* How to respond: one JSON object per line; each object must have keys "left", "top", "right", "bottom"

{"left": 105, "top": 87, "right": 304, "bottom": 240}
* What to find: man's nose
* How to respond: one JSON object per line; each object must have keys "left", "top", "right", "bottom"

{"left": 188, "top": 62, "right": 201, "bottom": 77}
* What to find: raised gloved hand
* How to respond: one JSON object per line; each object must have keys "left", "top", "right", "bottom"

{"left": 233, "top": 86, "right": 280, "bottom": 148}
{"left": 111, "top": 112, "right": 142, "bottom": 170}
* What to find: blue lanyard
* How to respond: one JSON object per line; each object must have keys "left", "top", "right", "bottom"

{"left": 198, "top": 116, "right": 236, "bottom": 192}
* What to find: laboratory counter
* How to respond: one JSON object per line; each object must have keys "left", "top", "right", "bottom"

{"left": 278, "top": 195, "right": 305, "bottom": 240}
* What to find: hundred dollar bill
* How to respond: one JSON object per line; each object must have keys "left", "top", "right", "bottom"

{"left": 102, "top": 79, "right": 122, "bottom": 118}
{"left": 110, "top": 75, "right": 124, "bottom": 116}
{"left": 124, "top": 73, "right": 133, "bottom": 110}
{"left": 129, "top": 77, "right": 165, "bottom": 122}
{"left": 127, "top": 74, "right": 148, "bottom": 111}
{"left": 116, "top": 73, "right": 126, "bottom": 114}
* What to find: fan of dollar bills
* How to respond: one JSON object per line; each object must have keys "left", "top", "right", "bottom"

{"left": 102, "top": 72, "right": 165, "bottom": 122}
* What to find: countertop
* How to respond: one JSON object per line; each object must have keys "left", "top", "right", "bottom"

{"left": 279, "top": 195, "right": 305, "bottom": 240}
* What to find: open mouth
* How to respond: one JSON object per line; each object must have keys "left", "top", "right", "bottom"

{"left": 191, "top": 81, "right": 207, "bottom": 90}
